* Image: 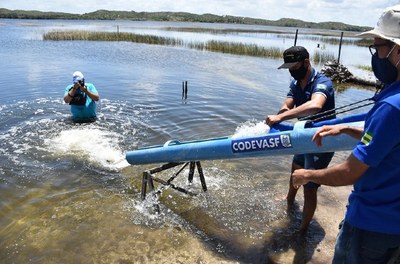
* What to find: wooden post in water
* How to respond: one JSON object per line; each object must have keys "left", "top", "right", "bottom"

{"left": 182, "top": 81, "right": 188, "bottom": 100}
{"left": 337, "top": 32, "right": 344, "bottom": 64}
{"left": 294, "top": 29, "right": 299, "bottom": 46}
{"left": 182, "top": 81, "right": 185, "bottom": 100}
{"left": 185, "top": 81, "right": 188, "bottom": 100}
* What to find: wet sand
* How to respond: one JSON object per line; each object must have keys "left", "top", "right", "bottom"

{"left": 268, "top": 152, "right": 352, "bottom": 263}
{"left": 129, "top": 152, "right": 354, "bottom": 264}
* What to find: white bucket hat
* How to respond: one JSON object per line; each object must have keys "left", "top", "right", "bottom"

{"left": 72, "top": 71, "right": 84, "bottom": 83}
{"left": 358, "top": 5, "right": 400, "bottom": 46}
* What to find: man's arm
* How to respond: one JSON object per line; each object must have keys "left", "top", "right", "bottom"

{"left": 81, "top": 85, "right": 100, "bottom": 102}
{"left": 292, "top": 153, "right": 368, "bottom": 187}
{"left": 266, "top": 93, "right": 326, "bottom": 126}
{"left": 312, "top": 125, "right": 364, "bottom": 146}
{"left": 64, "top": 85, "right": 77, "bottom": 104}
{"left": 266, "top": 97, "right": 294, "bottom": 125}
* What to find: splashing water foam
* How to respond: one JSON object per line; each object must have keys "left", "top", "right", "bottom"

{"left": 45, "top": 127, "right": 130, "bottom": 171}
{"left": 231, "top": 120, "right": 270, "bottom": 139}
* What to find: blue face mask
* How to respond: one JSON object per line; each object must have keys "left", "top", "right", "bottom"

{"left": 371, "top": 47, "right": 398, "bottom": 85}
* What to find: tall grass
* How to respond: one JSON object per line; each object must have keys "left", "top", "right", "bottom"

{"left": 357, "top": 65, "right": 372, "bottom": 71}
{"left": 43, "top": 31, "right": 185, "bottom": 46}
{"left": 188, "top": 40, "right": 282, "bottom": 58}
{"left": 312, "top": 50, "right": 336, "bottom": 64}
{"left": 44, "top": 30, "right": 284, "bottom": 58}
{"left": 43, "top": 30, "right": 336, "bottom": 63}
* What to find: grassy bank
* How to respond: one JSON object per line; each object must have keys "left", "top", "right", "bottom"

{"left": 43, "top": 30, "right": 336, "bottom": 63}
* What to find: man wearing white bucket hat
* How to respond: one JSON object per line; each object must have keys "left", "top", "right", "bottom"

{"left": 292, "top": 5, "right": 400, "bottom": 263}
{"left": 64, "top": 71, "right": 100, "bottom": 122}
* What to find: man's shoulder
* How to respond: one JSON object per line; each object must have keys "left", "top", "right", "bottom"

{"left": 314, "top": 71, "right": 332, "bottom": 83}
{"left": 312, "top": 71, "right": 333, "bottom": 89}
{"left": 382, "top": 93, "right": 400, "bottom": 111}
{"left": 86, "top": 83, "right": 98, "bottom": 92}
{"left": 65, "top": 84, "right": 73, "bottom": 92}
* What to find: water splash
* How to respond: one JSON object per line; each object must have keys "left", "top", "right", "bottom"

{"left": 45, "top": 127, "right": 130, "bottom": 171}
{"left": 0, "top": 98, "right": 150, "bottom": 173}
{"left": 232, "top": 119, "right": 270, "bottom": 139}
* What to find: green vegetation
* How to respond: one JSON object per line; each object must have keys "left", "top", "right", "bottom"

{"left": 43, "top": 30, "right": 337, "bottom": 64}
{"left": 312, "top": 50, "right": 336, "bottom": 64}
{"left": 354, "top": 38, "right": 373, "bottom": 47}
{"left": 357, "top": 65, "right": 372, "bottom": 71}
{"left": 0, "top": 8, "right": 372, "bottom": 32}
{"left": 43, "top": 31, "right": 283, "bottom": 58}
{"left": 44, "top": 31, "right": 184, "bottom": 45}
{"left": 164, "top": 27, "right": 354, "bottom": 37}
{"left": 189, "top": 40, "right": 283, "bottom": 58}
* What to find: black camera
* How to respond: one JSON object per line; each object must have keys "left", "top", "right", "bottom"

{"left": 78, "top": 78, "right": 85, "bottom": 87}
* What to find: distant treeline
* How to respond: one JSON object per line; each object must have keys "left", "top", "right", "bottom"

{"left": 0, "top": 8, "right": 372, "bottom": 32}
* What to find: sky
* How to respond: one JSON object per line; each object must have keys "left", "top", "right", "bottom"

{"left": 1, "top": 0, "right": 399, "bottom": 27}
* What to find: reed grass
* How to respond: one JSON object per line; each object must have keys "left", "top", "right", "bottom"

{"left": 354, "top": 38, "right": 373, "bottom": 47}
{"left": 43, "top": 30, "right": 337, "bottom": 63}
{"left": 44, "top": 30, "right": 284, "bottom": 58}
{"left": 43, "top": 31, "right": 185, "bottom": 46}
{"left": 188, "top": 40, "right": 283, "bottom": 58}
{"left": 162, "top": 26, "right": 360, "bottom": 38}
{"left": 357, "top": 65, "right": 372, "bottom": 71}
{"left": 312, "top": 50, "right": 336, "bottom": 64}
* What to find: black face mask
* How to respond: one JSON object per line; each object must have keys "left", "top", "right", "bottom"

{"left": 371, "top": 53, "right": 398, "bottom": 85}
{"left": 289, "top": 62, "right": 308, "bottom": 81}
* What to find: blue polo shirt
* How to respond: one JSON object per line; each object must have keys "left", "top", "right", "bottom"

{"left": 348, "top": 80, "right": 400, "bottom": 234}
{"left": 287, "top": 68, "right": 335, "bottom": 121}
{"left": 64, "top": 83, "right": 98, "bottom": 121}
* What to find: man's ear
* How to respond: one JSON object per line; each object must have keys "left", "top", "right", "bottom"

{"left": 304, "top": 58, "right": 311, "bottom": 68}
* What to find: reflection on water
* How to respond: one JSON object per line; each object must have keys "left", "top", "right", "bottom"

{"left": 0, "top": 19, "right": 375, "bottom": 263}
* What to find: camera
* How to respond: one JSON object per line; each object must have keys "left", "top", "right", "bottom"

{"left": 78, "top": 78, "right": 85, "bottom": 87}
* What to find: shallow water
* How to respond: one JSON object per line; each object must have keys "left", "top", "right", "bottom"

{"left": 0, "top": 19, "right": 375, "bottom": 263}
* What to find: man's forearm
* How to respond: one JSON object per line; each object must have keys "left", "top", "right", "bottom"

{"left": 340, "top": 126, "right": 364, "bottom": 140}
{"left": 293, "top": 154, "right": 368, "bottom": 187}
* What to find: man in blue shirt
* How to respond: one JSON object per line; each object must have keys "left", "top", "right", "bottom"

{"left": 266, "top": 46, "right": 336, "bottom": 235}
{"left": 292, "top": 5, "right": 400, "bottom": 263}
{"left": 64, "top": 71, "right": 100, "bottom": 122}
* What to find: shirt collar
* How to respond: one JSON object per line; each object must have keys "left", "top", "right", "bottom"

{"left": 373, "top": 80, "right": 400, "bottom": 102}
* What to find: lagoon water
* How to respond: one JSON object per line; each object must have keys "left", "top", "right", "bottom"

{"left": 0, "top": 19, "right": 376, "bottom": 263}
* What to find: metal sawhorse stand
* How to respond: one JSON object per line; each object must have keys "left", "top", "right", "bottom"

{"left": 141, "top": 161, "right": 207, "bottom": 200}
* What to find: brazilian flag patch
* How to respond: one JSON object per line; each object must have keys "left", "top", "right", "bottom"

{"left": 361, "top": 131, "right": 373, "bottom": 146}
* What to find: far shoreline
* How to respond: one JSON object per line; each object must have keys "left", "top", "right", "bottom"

{"left": 0, "top": 8, "right": 372, "bottom": 33}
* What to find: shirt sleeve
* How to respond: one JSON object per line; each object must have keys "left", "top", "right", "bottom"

{"left": 286, "top": 81, "right": 295, "bottom": 98}
{"left": 87, "top": 83, "right": 98, "bottom": 95}
{"left": 312, "top": 76, "right": 332, "bottom": 98}
{"left": 352, "top": 103, "right": 400, "bottom": 167}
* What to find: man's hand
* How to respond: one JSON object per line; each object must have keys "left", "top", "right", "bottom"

{"left": 292, "top": 169, "right": 312, "bottom": 188}
{"left": 312, "top": 125, "right": 345, "bottom": 146}
{"left": 80, "top": 85, "right": 88, "bottom": 93}
{"left": 265, "top": 115, "right": 282, "bottom": 126}
{"left": 73, "top": 82, "right": 81, "bottom": 91}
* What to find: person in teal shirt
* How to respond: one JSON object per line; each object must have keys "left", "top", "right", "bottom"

{"left": 64, "top": 71, "right": 100, "bottom": 122}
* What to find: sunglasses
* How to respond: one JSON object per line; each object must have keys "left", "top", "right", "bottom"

{"left": 369, "top": 43, "right": 394, "bottom": 56}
